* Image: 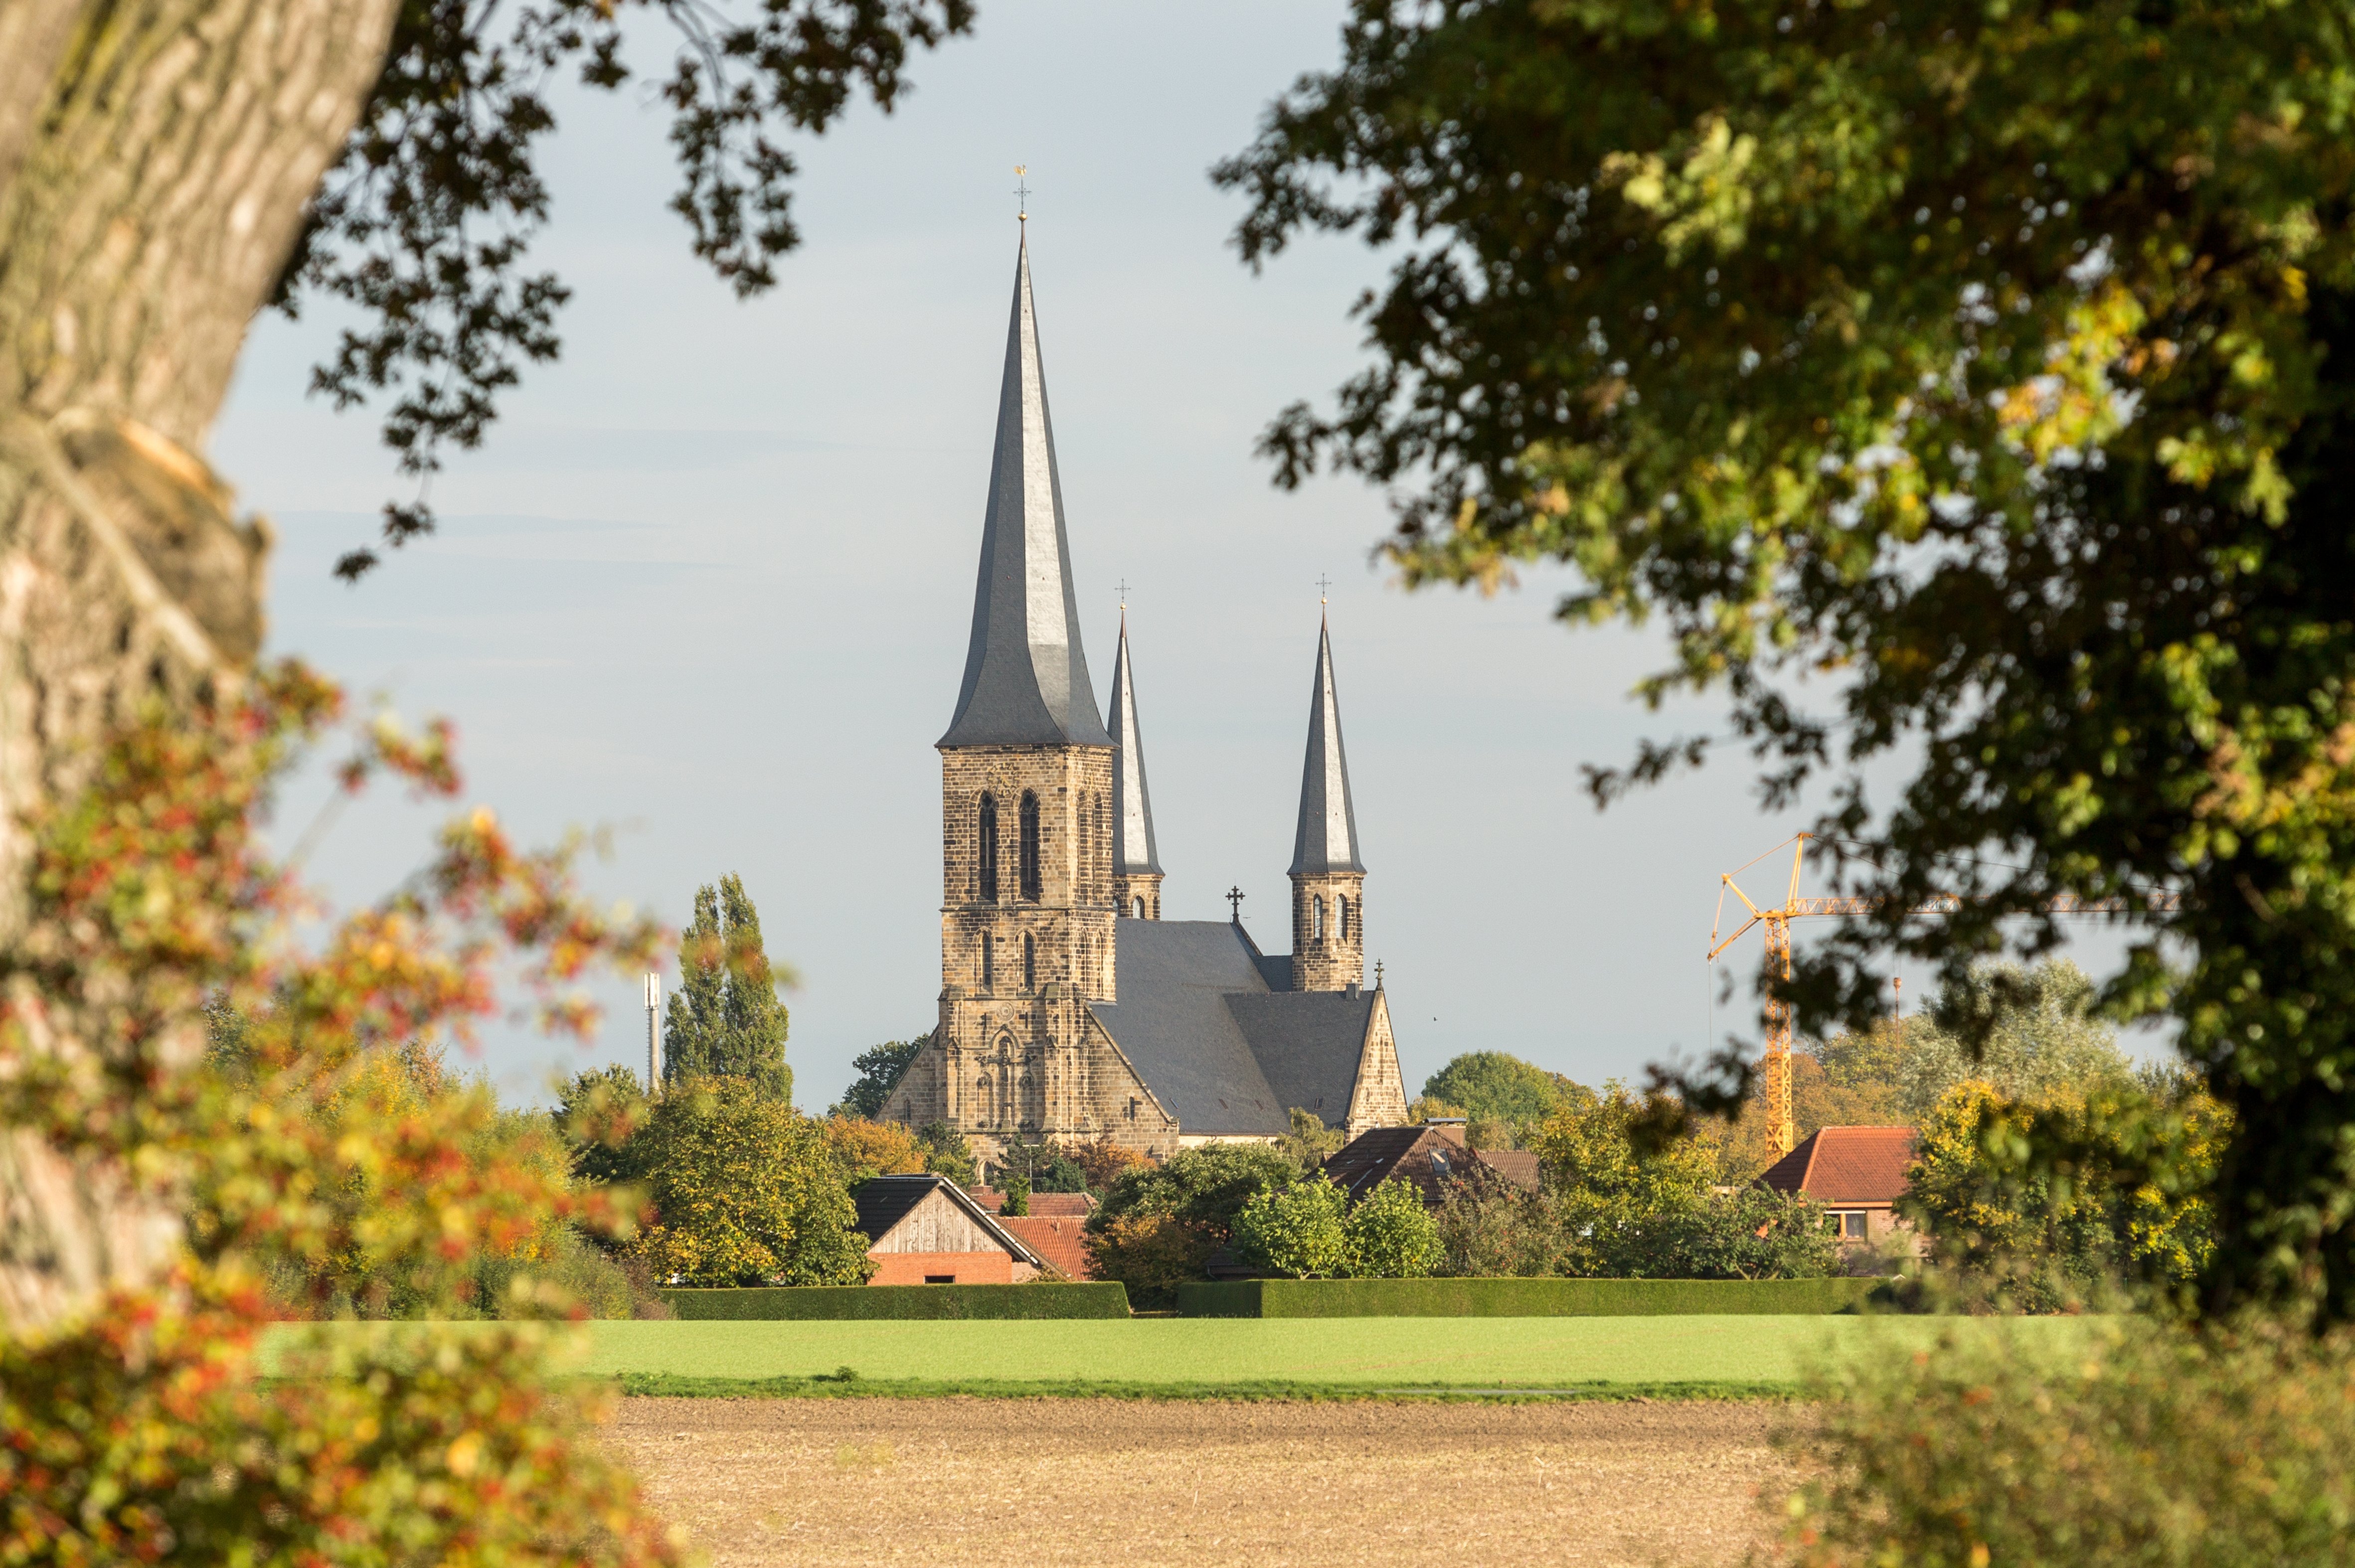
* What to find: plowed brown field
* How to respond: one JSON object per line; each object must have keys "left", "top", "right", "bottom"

{"left": 611, "top": 1396, "right": 1802, "bottom": 1567}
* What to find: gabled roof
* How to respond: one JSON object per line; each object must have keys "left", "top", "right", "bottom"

{"left": 1290, "top": 613, "right": 1365, "bottom": 874}
{"left": 1223, "top": 990, "right": 1375, "bottom": 1127}
{"left": 1758, "top": 1126, "right": 1919, "bottom": 1207}
{"left": 1106, "top": 613, "right": 1162, "bottom": 874}
{"left": 969, "top": 1190, "right": 1094, "bottom": 1219}
{"left": 998, "top": 1214, "right": 1095, "bottom": 1280}
{"left": 1088, "top": 921, "right": 1285, "bottom": 1136}
{"left": 1323, "top": 1122, "right": 1540, "bottom": 1205}
{"left": 850, "top": 1174, "right": 1043, "bottom": 1265}
{"left": 939, "top": 232, "right": 1111, "bottom": 749}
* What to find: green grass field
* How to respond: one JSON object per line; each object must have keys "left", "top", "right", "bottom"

{"left": 259, "top": 1314, "right": 2102, "bottom": 1400}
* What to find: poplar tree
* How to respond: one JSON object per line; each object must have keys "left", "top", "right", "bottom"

{"left": 663, "top": 874, "right": 792, "bottom": 1103}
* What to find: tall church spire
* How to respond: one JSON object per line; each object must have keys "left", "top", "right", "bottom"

{"left": 939, "top": 231, "right": 1111, "bottom": 748}
{"left": 1289, "top": 611, "right": 1364, "bottom": 874}
{"left": 1108, "top": 609, "right": 1165, "bottom": 918}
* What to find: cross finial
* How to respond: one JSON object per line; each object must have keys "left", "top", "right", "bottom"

{"left": 1117, "top": 576, "right": 1130, "bottom": 608}
{"left": 1014, "top": 164, "right": 1030, "bottom": 222}
{"left": 1316, "top": 573, "right": 1334, "bottom": 604}
{"left": 1226, "top": 885, "right": 1245, "bottom": 923}
{"left": 1374, "top": 960, "right": 1384, "bottom": 989}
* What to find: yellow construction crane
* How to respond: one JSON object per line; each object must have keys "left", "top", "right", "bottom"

{"left": 1709, "top": 834, "right": 2177, "bottom": 1156}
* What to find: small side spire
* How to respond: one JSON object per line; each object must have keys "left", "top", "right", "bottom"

{"left": 1107, "top": 609, "right": 1163, "bottom": 876}
{"left": 1289, "top": 610, "right": 1364, "bottom": 874}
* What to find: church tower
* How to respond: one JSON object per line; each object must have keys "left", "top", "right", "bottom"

{"left": 931, "top": 228, "right": 1119, "bottom": 1145}
{"left": 1107, "top": 611, "right": 1164, "bottom": 920}
{"left": 1288, "top": 612, "right": 1365, "bottom": 992}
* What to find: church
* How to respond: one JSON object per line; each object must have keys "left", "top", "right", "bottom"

{"left": 880, "top": 232, "right": 1410, "bottom": 1161}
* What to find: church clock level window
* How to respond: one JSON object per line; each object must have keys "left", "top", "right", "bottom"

{"left": 1313, "top": 896, "right": 1326, "bottom": 940}
{"left": 1338, "top": 896, "right": 1350, "bottom": 940}
{"left": 978, "top": 794, "right": 999, "bottom": 902}
{"left": 1018, "top": 791, "right": 1042, "bottom": 902}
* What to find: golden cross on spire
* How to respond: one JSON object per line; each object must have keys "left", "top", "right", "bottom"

{"left": 1014, "top": 165, "right": 1030, "bottom": 222}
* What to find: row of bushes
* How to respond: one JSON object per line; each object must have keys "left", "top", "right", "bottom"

{"left": 650, "top": 1276, "right": 1890, "bottom": 1319}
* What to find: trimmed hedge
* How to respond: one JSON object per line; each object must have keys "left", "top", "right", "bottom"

{"left": 1176, "top": 1276, "right": 1886, "bottom": 1318}
{"left": 658, "top": 1283, "right": 1131, "bottom": 1320}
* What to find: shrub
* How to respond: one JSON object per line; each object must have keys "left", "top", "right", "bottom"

{"left": 630, "top": 1078, "right": 870, "bottom": 1286}
{"left": 1342, "top": 1176, "right": 1443, "bottom": 1278}
{"left": 1232, "top": 1173, "right": 1350, "bottom": 1277}
{"left": 1092, "top": 1143, "right": 1303, "bottom": 1236}
{"left": 660, "top": 1282, "right": 1130, "bottom": 1320}
{"left": 1771, "top": 1318, "right": 2355, "bottom": 1567}
{"left": 1430, "top": 1170, "right": 1836, "bottom": 1280}
{"left": 1083, "top": 1214, "right": 1217, "bottom": 1307}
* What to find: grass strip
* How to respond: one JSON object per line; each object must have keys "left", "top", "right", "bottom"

{"left": 607, "top": 1372, "right": 1801, "bottom": 1403}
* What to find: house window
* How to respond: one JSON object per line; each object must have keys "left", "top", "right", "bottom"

{"left": 981, "top": 932, "right": 994, "bottom": 991}
{"left": 924, "top": 1274, "right": 955, "bottom": 1284}
{"left": 1842, "top": 1211, "right": 1869, "bottom": 1239}
{"left": 1338, "top": 896, "right": 1350, "bottom": 940}
{"left": 1018, "top": 791, "right": 1041, "bottom": 901}
{"left": 978, "top": 794, "right": 999, "bottom": 902}
{"left": 1023, "top": 932, "right": 1036, "bottom": 991}
{"left": 1313, "top": 896, "right": 1325, "bottom": 940}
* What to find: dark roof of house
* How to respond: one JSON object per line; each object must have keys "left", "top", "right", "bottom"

{"left": 938, "top": 232, "right": 1112, "bottom": 750}
{"left": 1323, "top": 1123, "right": 1541, "bottom": 1205}
{"left": 849, "top": 1175, "right": 1042, "bottom": 1265}
{"left": 998, "top": 1214, "right": 1094, "bottom": 1280}
{"left": 1106, "top": 617, "right": 1162, "bottom": 874}
{"left": 1088, "top": 921, "right": 1379, "bottom": 1137}
{"left": 1759, "top": 1127, "right": 1919, "bottom": 1206}
{"left": 1289, "top": 615, "right": 1365, "bottom": 874}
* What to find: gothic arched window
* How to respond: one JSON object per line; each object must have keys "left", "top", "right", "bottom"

{"left": 1023, "top": 932, "right": 1036, "bottom": 991}
{"left": 1313, "top": 895, "right": 1326, "bottom": 940}
{"left": 1018, "top": 791, "right": 1042, "bottom": 902}
{"left": 981, "top": 932, "right": 994, "bottom": 991}
{"left": 978, "top": 794, "right": 1000, "bottom": 903}
{"left": 1133, "top": 896, "right": 1145, "bottom": 919}
{"left": 1338, "top": 896, "right": 1350, "bottom": 940}
{"left": 976, "top": 1076, "right": 993, "bottom": 1123}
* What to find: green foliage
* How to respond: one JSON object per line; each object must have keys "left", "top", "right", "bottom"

{"left": 1340, "top": 1176, "right": 1442, "bottom": 1279}
{"left": 992, "top": 1131, "right": 1087, "bottom": 1194}
{"left": 1907, "top": 1077, "right": 2227, "bottom": 1313}
{"left": 292, "top": 0, "right": 977, "bottom": 576}
{"left": 630, "top": 1078, "right": 868, "bottom": 1287}
{"left": 1775, "top": 1318, "right": 2355, "bottom": 1567}
{"left": 1897, "top": 959, "right": 2135, "bottom": 1120}
{"left": 1000, "top": 1170, "right": 1031, "bottom": 1217}
{"left": 659, "top": 1283, "right": 1130, "bottom": 1320}
{"left": 1275, "top": 1105, "right": 1345, "bottom": 1169}
{"left": 1091, "top": 1143, "right": 1306, "bottom": 1241}
{"left": 1082, "top": 1215, "right": 1219, "bottom": 1310}
{"left": 820, "top": 1116, "right": 927, "bottom": 1184}
{"left": 914, "top": 1120, "right": 978, "bottom": 1187}
{"left": 1419, "top": 1052, "right": 1568, "bottom": 1130}
{"left": 832, "top": 1032, "right": 927, "bottom": 1119}
{"left": 663, "top": 873, "right": 792, "bottom": 1101}
{"left": 553, "top": 1063, "right": 651, "bottom": 1186}
{"left": 1223, "top": 0, "right": 2355, "bottom": 1323}
{"left": 1431, "top": 1175, "right": 1835, "bottom": 1282}
{"left": 1231, "top": 1173, "right": 1350, "bottom": 1278}
{"left": 1177, "top": 1276, "right": 1883, "bottom": 1319}
{"left": 1532, "top": 1080, "right": 1719, "bottom": 1211}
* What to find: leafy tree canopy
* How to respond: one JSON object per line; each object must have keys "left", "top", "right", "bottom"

{"left": 1222, "top": 0, "right": 2355, "bottom": 1320}
{"left": 831, "top": 1032, "right": 928, "bottom": 1119}
{"left": 664, "top": 874, "right": 791, "bottom": 1102}
{"left": 1089, "top": 1143, "right": 1305, "bottom": 1243}
{"left": 282, "top": 0, "right": 975, "bottom": 576}
{"left": 913, "top": 1120, "right": 978, "bottom": 1188}
{"left": 629, "top": 1077, "right": 867, "bottom": 1287}
{"left": 1420, "top": 1051, "right": 1571, "bottom": 1127}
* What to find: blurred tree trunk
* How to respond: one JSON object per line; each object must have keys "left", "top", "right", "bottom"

{"left": 0, "top": 0, "right": 397, "bottom": 1334}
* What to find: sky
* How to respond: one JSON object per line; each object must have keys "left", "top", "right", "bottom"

{"left": 207, "top": 2, "right": 2145, "bottom": 1111}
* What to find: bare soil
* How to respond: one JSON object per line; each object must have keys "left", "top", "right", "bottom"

{"left": 610, "top": 1396, "right": 1802, "bottom": 1567}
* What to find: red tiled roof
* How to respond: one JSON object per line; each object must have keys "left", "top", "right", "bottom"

{"left": 968, "top": 1189, "right": 1095, "bottom": 1218}
{"left": 1759, "top": 1126, "right": 1917, "bottom": 1206}
{"left": 997, "top": 1215, "right": 1096, "bottom": 1280}
{"left": 1322, "top": 1124, "right": 1539, "bottom": 1206}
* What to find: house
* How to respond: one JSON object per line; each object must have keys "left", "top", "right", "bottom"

{"left": 1322, "top": 1120, "right": 1541, "bottom": 1206}
{"left": 851, "top": 1174, "right": 1045, "bottom": 1285}
{"left": 967, "top": 1190, "right": 1100, "bottom": 1280}
{"left": 1758, "top": 1126, "right": 1921, "bottom": 1252}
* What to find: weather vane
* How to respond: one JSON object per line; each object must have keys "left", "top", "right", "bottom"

{"left": 1014, "top": 164, "right": 1029, "bottom": 222}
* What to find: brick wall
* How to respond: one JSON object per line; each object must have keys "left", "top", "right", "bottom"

{"left": 1289, "top": 870, "right": 1365, "bottom": 991}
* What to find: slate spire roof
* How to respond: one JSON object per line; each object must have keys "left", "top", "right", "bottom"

{"left": 940, "top": 231, "right": 1112, "bottom": 749}
{"left": 1107, "top": 609, "right": 1163, "bottom": 875}
{"left": 1289, "top": 610, "right": 1365, "bottom": 873}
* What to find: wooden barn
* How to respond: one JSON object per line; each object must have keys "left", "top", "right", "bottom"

{"left": 851, "top": 1174, "right": 1045, "bottom": 1285}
